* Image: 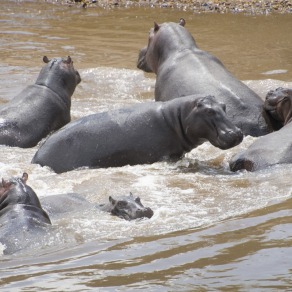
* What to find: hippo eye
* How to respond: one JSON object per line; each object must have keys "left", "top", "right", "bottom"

{"left": 220, "top": 103, "right": 226, "bottom": 112}
{"left": 206, "top": 108, "right": 216, "bottom": 116}
{"left": 117, "top": 201, "right": 127, "bottom": 208}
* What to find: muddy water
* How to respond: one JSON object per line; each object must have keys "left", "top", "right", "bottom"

{"left": 1, "top": 1, "right": 292, "bottom": 290}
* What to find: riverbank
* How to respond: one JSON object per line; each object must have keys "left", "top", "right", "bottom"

{"left": 62, "top": 0, "right": 292, "bottom": 14}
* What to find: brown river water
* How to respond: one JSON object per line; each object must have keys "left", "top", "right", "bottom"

{"left": 1, "top": 1, "right": 292, "bottom": 290}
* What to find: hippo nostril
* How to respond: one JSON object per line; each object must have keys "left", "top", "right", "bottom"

{"left": 135, "top": 208, "right": 154, "bottom": 219}
{"left": 144, "top": 207, "right": 154, "bottom": 218}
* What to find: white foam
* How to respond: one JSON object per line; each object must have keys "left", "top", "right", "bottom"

{"left": 261, "top": 69, "right": 288, "bottom": 75}
{"left": 0, "top": 243, "right": 6, "bottom": 256}
{"left": 1, "top": 72, "right": 291, "bottom": 255}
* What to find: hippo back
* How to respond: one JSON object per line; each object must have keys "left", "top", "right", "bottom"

{"left": 0, "top": 205, "right": 50, "bottom": 255}
{"left": 32, "top": 96, "right": 242, "bottom": 173}
{"left": 0, "top": 56, "right": 81, "bottom": 148}
{"left": 230, "top": 87, "right": 292, "bottom": 171}
{"left": 138, "top": 20, "right": 272, "bottom": 137}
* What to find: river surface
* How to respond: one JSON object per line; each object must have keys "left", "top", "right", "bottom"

{"left": 0, "top": 1, "right": 292, "bottom": 291}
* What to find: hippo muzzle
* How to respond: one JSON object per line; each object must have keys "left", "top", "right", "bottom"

{"left": 186, "top": 96, "right": 243, "bottom": 151}
{"left": 215, "top": 127, "right": 244, "bottom": 150}
{"left": 264, "top": 87, "right": 292, "bottom": 126}
{"left": 137, "top": 47, "right": 153, "bottom": 73}
{"left": 108, "top": 193, "right": 154, "bottom": 221}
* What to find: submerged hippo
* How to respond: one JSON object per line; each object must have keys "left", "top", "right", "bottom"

{"left": 0, "top": 173, "right": 51, "bottom": 254}
{"left": 99, "top": 193, "right": 154, "bottom": 220}
{"left": 40, "top": 193, "right": 93, "bottom": 216}
{"left": 0, "top": 56, "right": 81, "bottom": 148}
{"left": 137, "top": 19, "right": 272, "bottom": 137}
{"left": 41, "top": 192, "right": 153, "bottom": 221}
{"left": 230, "top": 87, "right": 292, "bottom": 172}
{"left": 32, "top": 95, "right": 243, "bottom": 173}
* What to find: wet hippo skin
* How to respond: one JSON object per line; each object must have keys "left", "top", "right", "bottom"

{"left": 0, "top": 173, "right": 51, "bottom": 254}
{"left": 32, "top": 95, "right": 243, "bottom": 173}
{"left": 41, "top": 192, "right": 154, "bottom": 221}
{"left": 230, "top": 87, "right": 292, "bottom": 171}
{"left": 0, "top": 56, "right": 81, "bottom": 148}
{"left": 137, "top": 19, "right": 273, "bottom": 137}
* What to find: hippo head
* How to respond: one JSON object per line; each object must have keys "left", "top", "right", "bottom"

{"left": 182, "top": 95, "right": 243, "bottom": 150}
{"left": 0, "top": 173, "right": 43, "bottom": 212}
{"left": 137, "top": 18, "right": 194, "bottom": 74}
{"left": 264, "top": 87, "right": 292, "bottom": 126}
{"left": 108, "top": 193, "right": 153, "bottom": 221}
{"left": 36, "top": 56, "right": 81, "bottom": 102}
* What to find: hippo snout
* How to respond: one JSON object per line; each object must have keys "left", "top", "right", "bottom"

{"left": 136, "top": 207, "right": 154, "bottom": 219}
{"left": 264, "top": 94, "right": 280, "bottom": 110}
{"left": 137, "top": 47, "right": 153, "bottom": 73}
{"left": 217, "top": 127, "right": 243, "bottom": 150}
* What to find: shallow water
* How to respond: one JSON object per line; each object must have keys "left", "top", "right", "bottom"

{"left": 0, "top": 1, "right": 292, "bottom": 291}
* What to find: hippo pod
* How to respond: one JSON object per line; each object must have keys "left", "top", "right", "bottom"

{"left": 230, "top": 87, "right": 292, "bottom": 172}
{"left": 0, "top": 56, "right": 81, "bottom": 148}
{"left": 41, "top": 192, "right": 153, "bottom": 221}
{"left": 0, "top": 173, "right": 51, "bottom": 254}
{"left": 32, "top": 95, "right": 243, "bottom": 173}
{"left": 137, "top": 19, "right": 273, "bottom": 137}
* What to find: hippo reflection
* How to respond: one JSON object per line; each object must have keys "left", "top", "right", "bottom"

{"left": 32, "top": 95, "right": 243, "bottom": 173}
{"left": 230, "top": 87, "right": 292, "bottom": 172}
{"left": 0, "top": 173, "right": 51, "bottom": 254}
{"left": 137, "top": 19, "right": 273, "bottom": 137}
{"left": 0, "top": 56, "right": 81, "bottom": 148}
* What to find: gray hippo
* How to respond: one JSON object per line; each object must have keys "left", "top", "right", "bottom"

{"left": 0, "top": 56, "right": 81, "bottom": 148}
{"left": 41, "top": 192, "right": 153, "bottom": 220}
{"left": 99, "top": 193, "right": 154, "bottom": 220}
{"left": 230, "top": 87, "right": 292, "bottom": 172}
{"left": 137, "top": 19, "right": 272, "bottom": 137}
{"left": 32, "top": 95, "right": 243, "bottom": 173}
{"left": 0, "top": 173, "right": 51, "bottom": 255}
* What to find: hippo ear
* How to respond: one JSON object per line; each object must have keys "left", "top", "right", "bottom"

{"left": 154, "top": 22, "right": 160, "bottom": 32}
{"left": 43, "top": 56, "right": 50, "bottom": 63}
{"left": 1, "top": 178, "right": 12, "bottom": 190}
{"left": 65, "top": 56, "right": 72, "bottom": 64}
{"left": 179, "top": 18, "right": 186, "bottom": 27}
{"left": 109, "top": 196, "right": 116, "bottom": 205}
{"left": 22, "top": 173, "right": 28, "bottom": 184}
{"left": 129, "top": 192, "right": 134, "bottom": 197}
{"left": 220, "top": 102, "right": 227, "bottom": 112}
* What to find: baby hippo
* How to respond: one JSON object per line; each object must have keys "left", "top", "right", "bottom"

{"left": 99, "top": 193, "right": 154, "bottom": 220}
{"left": 41, "top": 192, "right": 154, "bottom": 221}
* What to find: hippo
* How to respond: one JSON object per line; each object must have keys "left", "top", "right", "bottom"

{"left": 40, "top": 193, "right": 94, "bottom": 217}
{"left": 230, "top": 87, "right": 292, "bottom": 172}
{"left": 0, "top": 56, "right": 81, "bottom": 148}
{"left": 32, "top": 95, "right": 243, "bottom": 173}
{"left": 99, "top": 193, "right": 154, "bottom": 220}
{"left": 0, "top": 173, "right": 51, "bottom": 254}
{"left": 41, "top": 192, "right": 153, "bottom": 220}
{"left": 137, "top": 19, "right": 273, "bottom": 137}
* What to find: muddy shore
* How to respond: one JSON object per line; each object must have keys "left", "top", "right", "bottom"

{"left": 59, "top": 0, "right": 292, "bottom": 14}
